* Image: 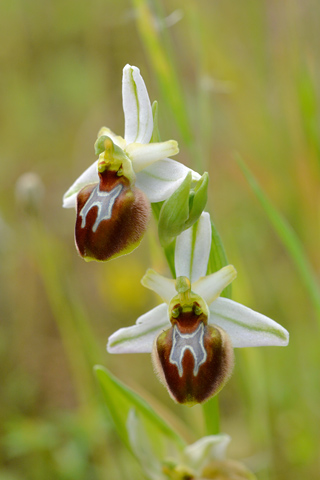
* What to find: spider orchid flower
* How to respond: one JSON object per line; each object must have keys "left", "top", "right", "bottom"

{"left": 107, "top": 213, "right": 289, "bottom": 405}
{"left": 63, "top": 64, "right": 200, "bottom": 261}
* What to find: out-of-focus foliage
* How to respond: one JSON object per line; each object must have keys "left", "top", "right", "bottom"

{"left": 1, "top": 0, "right": 320, "bottom": 479}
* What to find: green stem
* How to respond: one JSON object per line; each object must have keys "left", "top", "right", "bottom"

{"left": 202, "top": 396, "right": 220, "bottom": 435}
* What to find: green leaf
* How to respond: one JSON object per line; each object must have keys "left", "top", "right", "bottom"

{"left": 150, "top": 101, "right": 161, "bottom": 143}
{"left": 158, "top": 172, "right": 192, "bottom": 247}
{"left": 236, "top": 154, "right": 320, "bottom": 320}
{"left": 94, "top": 366, "right": 186, "bottom": 460}
{"left": 206, "top": 220, "right": 231, "bottom": 300}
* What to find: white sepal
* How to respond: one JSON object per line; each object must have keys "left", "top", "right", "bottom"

{"left": 175, "top": 212, "right": 212, "bottom": 283}
{"left": 122, "top": 64, "right": 153, "bottom": 145}
{"left": 209, "top": 297, "right": 289, "bottom": 347}
{"left": 107, "top": 304, "right": 170, "bottom": 354}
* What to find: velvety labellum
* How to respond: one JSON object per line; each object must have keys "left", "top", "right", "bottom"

{"left": 153, "top": 310, "right": 234, "bottom": 405}
{"left": 80, "top": 183, "right": 123, "bottom": 232}
{"left": 169, "top": 323, "right": 207, "bottom": 377}
{"left": 75, "top": 169, "right": 150, "bottom": 262}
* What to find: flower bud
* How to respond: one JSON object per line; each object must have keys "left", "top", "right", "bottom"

{"left": 152, "top": 301, "right": 234, "bottom": 406}
{"left": 75, "top": 152, "right": 150, "bottom": 261}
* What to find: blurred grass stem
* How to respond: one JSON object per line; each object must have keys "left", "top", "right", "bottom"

{"left": 29, "top": 219, "right": 105, "bottom": 408}
{"left": 131, "top": 0, "right": 193, "bottom": 148}
{"left": 236, "top": 154, "right": 320, "bottom": 324}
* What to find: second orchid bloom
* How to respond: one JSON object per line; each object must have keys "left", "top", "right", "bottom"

{"left": 108, "top": 213, "right": 289, "bottom": 405}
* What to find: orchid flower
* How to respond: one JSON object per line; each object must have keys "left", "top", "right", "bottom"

{"left": 128, "top": 408, "right": 256, "bottom": 479}
{"left": 107, "top": 212, "right": 289, "bottom": 404}
{"left": 63, "top": 64, "right": 200, "bottom": 209}
{"left": 62, "top": 64, "right": 200, "bottom": 262}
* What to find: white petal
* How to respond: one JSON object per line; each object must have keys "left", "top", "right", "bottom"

{"left": 193, "top": 265, "right": 237, "bottom": 305}
{"left": 107, "top": 304, "right": 170, "bottom": 354}
{"left": 183, "top": 434, "right": 230, "bottom": 472}
{"left": 122, "top": 65, "right": 153, "bottom": 144}
{"left": 209, "top": 297, "right": 289, "bottom": 347}
{"left": 62, "top": 160, "right": 98, "bottom": 208}
{"left": 126, "top": 140, "right": 179, "bottom": 173}
{"left": 175, "top": 212, "right": 212, "bottom": 283}
{"left": 141, "top": 269, "right": 176, "bottom": 303}
{"left": 97, "top": 127, "right": 126, "bottom": 150}
{"left": 136, "top": 158, "right": 201, "bottom": 203}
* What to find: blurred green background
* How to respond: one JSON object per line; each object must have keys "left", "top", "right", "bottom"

{"left": 1, "top": 0, "right": 320, "bottom": 479}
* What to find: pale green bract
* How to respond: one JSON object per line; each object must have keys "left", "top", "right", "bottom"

{"left": 127, "top": 407, "right": 233, "bottom": 480}
{"left": 62, "top": 64, "right": 200, "bottom": 209}
{"left": 158, "top": 170, "right": 209, "bottom": 247}
{"left": 107, "top": 212, "right": 289, "bottom": 354}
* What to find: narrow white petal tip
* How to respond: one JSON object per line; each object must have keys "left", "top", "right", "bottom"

{"left": 123, "top": 63, "right": 139, "bottom": 73}
{"left": 62, "top": 193, "right": 77, "bottom": 209}
{"left": 193, "top": 265, "right": 237, "bottom": 305}
{"left": 127, "top": 140, "right": 179, "bottom": 173}
{"left": 222, "top": 265, "right": 237, "bottom": 287}
{"left": 191, "top": 170, "right": 201, "bottom": 181}
{"left": 141, "top": 269, "right": 176, "bottom": 303}
{"left": 106, "top": 336, "right": 119, "bottom": 353}
{"left": 281, "top": 329, "right": 290, "bottom": 346}
{"left": 167, "top": 139, "right": 179, "bottom": 155}
{"left": 222, "top": 264, "right": 237, "bottom": 280}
